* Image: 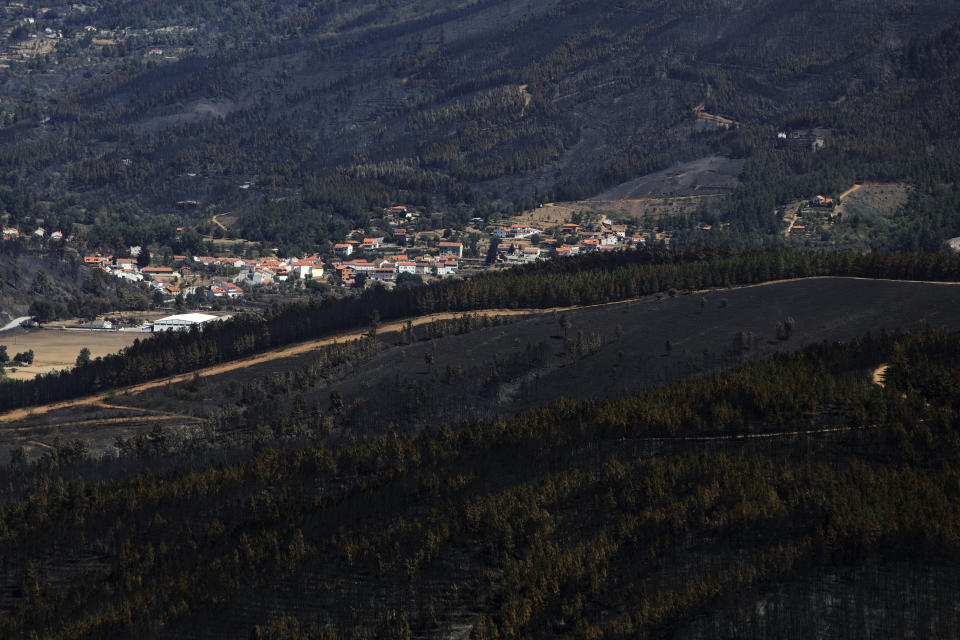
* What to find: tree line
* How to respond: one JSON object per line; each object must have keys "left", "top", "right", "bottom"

{"left": 3, "top": 246, "right": 960, "bottom": 413}
{"left": 2, "top": 328, "right": 960, "bottom": 637}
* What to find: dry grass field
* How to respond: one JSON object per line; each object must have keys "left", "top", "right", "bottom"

{"left": 511, "top": 195, "right": 718, "bottom": 229}
{"left": 0, "top": 329, "right": 143, "bottom": 380}
{"left": 580, "top": 194, "right": 720, "bottom": 220}
{"left": 835, "top": 182, "right": 910, "bottom": 219}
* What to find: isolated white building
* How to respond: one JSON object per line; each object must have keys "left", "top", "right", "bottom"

{"left": 151, "top": 313, "right": 221, "bottom": 332}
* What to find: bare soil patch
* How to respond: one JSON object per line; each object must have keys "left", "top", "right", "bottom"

{"left": 594, "top": 156, "right": 745, "bottom": 200}
{"left": 582, "top": 195, "right": 720, "bottom": 220}
{"left": 514, "top": 195, "right": 718, "bottom": 227}
{"left": 834, "top": 182, "right": 910, "bottom": 220}
{"left": 871, "top": 363, "right": 890, "bottom": 387}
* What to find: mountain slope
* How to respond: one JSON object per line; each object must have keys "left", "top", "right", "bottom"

{"left": 1, "top": 0, "right": 959, "bottom": 250}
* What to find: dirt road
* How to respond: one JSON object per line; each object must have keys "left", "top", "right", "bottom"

{"left": 0, "top": 308, "right": 545, "bottom": 423}
{"left": 2, "top": 276, "right": 958, "bottom": 425}
{"left": 838, "top": 184, "right": 863, "bottom": 200}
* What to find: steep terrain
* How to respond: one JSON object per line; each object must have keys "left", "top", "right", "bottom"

{"left": 1, "top": 0, "right": 959, "bottom": 250}
{"left": 0, "top": 244, "right": 146, "bottom": 322}
{"left": 3, "top": 322, "right": 960, "bottom": 638}
{"left": 2, "top": 250, "right": 960, "bottom": 636}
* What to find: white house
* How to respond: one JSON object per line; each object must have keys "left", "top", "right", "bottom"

{"left": 234, "top": 269, "right": 273, "bottom": 286}
{"left": 114, "top": 270, "right": 143, "bottom": 282}
{"left": 291, "top": 261, "right": 322, "bottom": 279}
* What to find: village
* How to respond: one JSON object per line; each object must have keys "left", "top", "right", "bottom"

{"left": 69, "top": 205, "right": 650, "bottom": 310}
{"left": 6, "top": 187, "right": 866, "bottom": 324}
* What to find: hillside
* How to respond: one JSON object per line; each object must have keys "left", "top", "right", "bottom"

{"left": 0, "top": 242, "right": 148, "bottom": 322}
{"left": 6, "top": 276, "right": 960, "bottom": 462}
{"left": 3, "top": 250, "right": 960, "bottom": 636}
{"left": 1, "top": 1, "right": 959, "bottom": 253}
{"left": 3, "top": 323, "right": 960, "bottom": 637}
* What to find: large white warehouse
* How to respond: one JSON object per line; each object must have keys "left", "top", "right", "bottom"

{"left": 151, "top": 313, "right": 224, "bottom": 332}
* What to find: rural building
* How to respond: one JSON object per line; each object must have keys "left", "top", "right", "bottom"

{"left": 152, "top": 313, "right": 222, "bottom": 332}
{"left": 509, "top": 224, "right": 540, "bottom": 239}
{"left": 291, "top": 261, "right": 321, "bottom": 279}
{"left": 438, "top": 241, "right": 463, "bottom": 258}
{"left": 371, "top": 266, "right": 396, "bottom": 282}
{"left": 208, "top": 281, "right": 244, "bottom": 299}
{"left": 142, "top": 267, "right": 179, "bottom": 280}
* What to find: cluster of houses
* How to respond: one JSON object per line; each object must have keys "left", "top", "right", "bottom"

{"left": 332, "top": 210, "right": 647, "bottom": 277}
{"left": 329, "top": 219, "right": 467, "bottom": 284}
{"left": 83, "top": 236, "right": 470, "bottom": 298}
{"left": 490, "top": 221, "right": 644, "bottom": 263}
{"left": 3, "top": 227, "right": 66, "bottom": 242}
{"left": 329, "top": 209, "right": 647, "bottom": 277}
{"left": 83, "top": 252, "right": 327, "bottom": 300}
{"left": 334, "top": 252, "right": 461, "bottom": 285}
{"left": 71, "top": 204, "right": 650, "bottom": 303}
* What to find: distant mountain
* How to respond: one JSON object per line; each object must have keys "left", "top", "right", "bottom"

{"left": 1, "top": 0, "right": 959, "bottom": 248}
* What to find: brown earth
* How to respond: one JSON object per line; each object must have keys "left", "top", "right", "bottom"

{"left": 871, "top": 363, "right": 889, "bottom": 387}
{"left": 593, "top": 156, "right": 745, "bottom": 200}
{"left": 512, "top": 195, "right": 718, "bottom": 229}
